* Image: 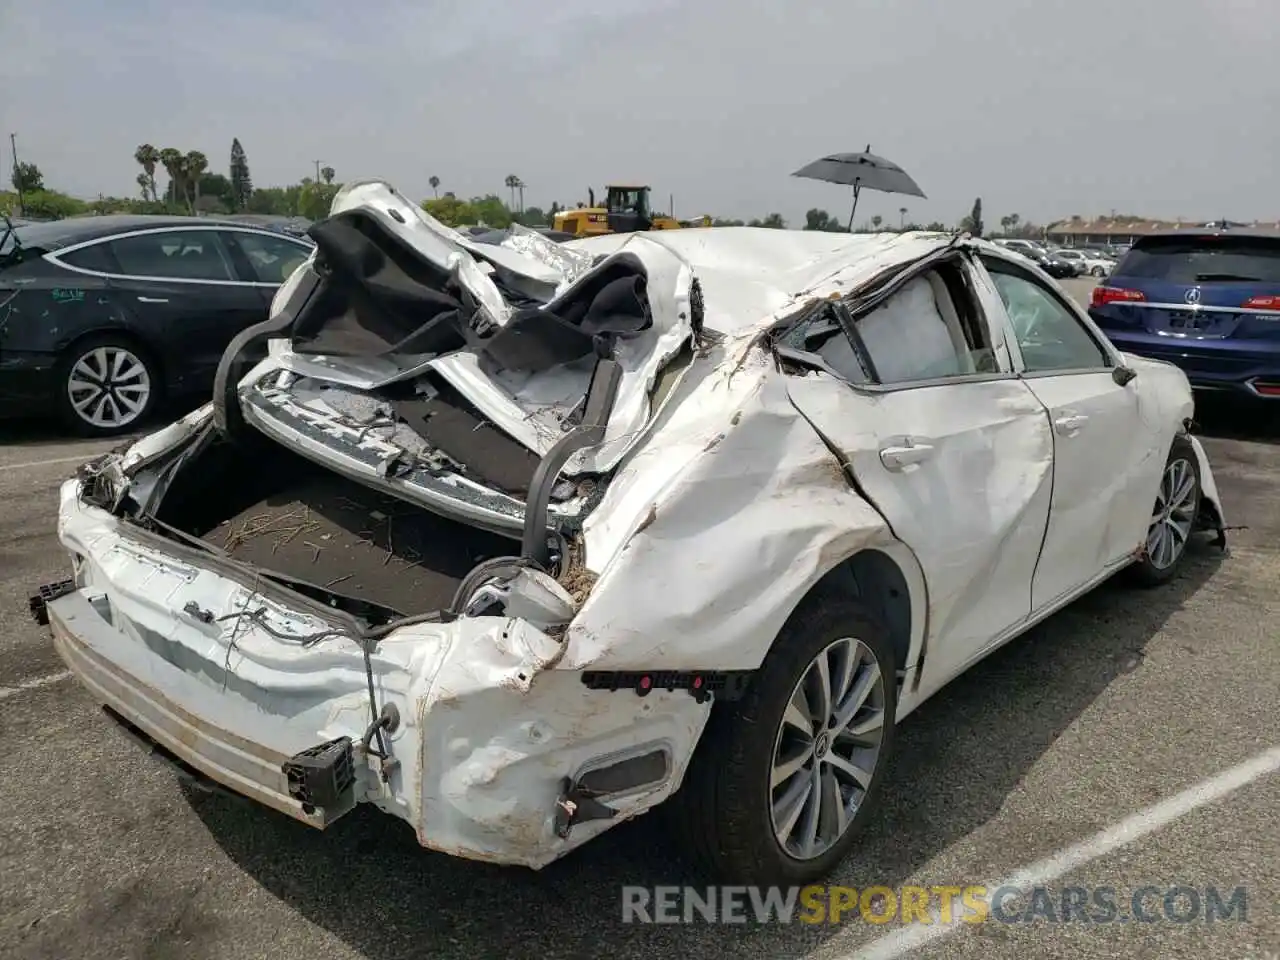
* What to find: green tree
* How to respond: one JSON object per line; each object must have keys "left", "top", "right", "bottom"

{"left": 11, "top": 162, "right": 44, "bottom": 193}
{"left": 517, "top": 205, "right": 547, "bottom": 226}
{"left": 429, "top": 175, "right": 440, "bottom": 198}
{"left": 158, "top": 147, "right": 185, "bottom": 207}
{"left": 504, "top": 174, "right": 520, "bottom": 211}
{"left": 194, "top": 172, "right": 234, "bottom": 212}
{"left": 297, "top": 177, "right": 341, "bottom": 220}
{"left": 19, "top": 190, "right": 86, "bottom": 219}
{"left": 246, "top": 185, "right": 300, "bottom": 216}
{"left": 962, "top": 197, "right": 984, "bottom": 237}
{"left": 472, "top": 194, "right": 513, "bottom": 227}
{"left": 748, "top": 213, "right": 786, "bottom": 229}
{"left": 422, "top": 192, "right": 478, "bottom": 226}
{"left": 320, "top": 166, "right": 335, "bottom": 185}
{"left": 133, "top": 144, "right": 160, "bottom": 202}
{"left": 871, "top": 214, "right": 883, "bottom": 230}
{"left": 804, "top": 208, "right": 833, "bottom": 231}
{"left": 185, "top": 151, "right": 209, "bottom": 209}
{"left": 229, "top": 138, "right": 253, "bottom": 210}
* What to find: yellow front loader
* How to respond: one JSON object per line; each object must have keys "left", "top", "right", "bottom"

{"left": 554, "top": 185, "right": 695, "bottom": 238}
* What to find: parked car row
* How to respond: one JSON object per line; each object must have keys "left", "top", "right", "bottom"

{"left": 3, "top": 210, "right": 1269, "bottom": 443}
{"left": 991, "top": 238, "right": 1117, "bottom": 279}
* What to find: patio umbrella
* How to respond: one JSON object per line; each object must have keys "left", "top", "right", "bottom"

{"left": 792, "top": 145, "right": 926, "bottom": 231}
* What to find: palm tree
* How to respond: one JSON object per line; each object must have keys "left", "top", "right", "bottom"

{"left": 185, "top": 151, "right": 208, "bottom": 210}
{"left": 871, "top": 214, "right": 883, "bottom": 231}
{"left": 1000, "top": 215, "right": 1012, "bottom": 235}
{"left": 135, "top": 172, "right": 150, "bottom": 200}
{"left": 320, "top": 165, "right": 335, "bottom": 185}
{"left": 516, "top": 178, "right": 525, "bottom": 214}
{"left": 134, "top": 144, "right": 160, "bottom": 202}
{"left": 1008, "top": 212, "right": 1021, "bottom": 235}
{"left": 504, "top": 174, "right": 519, "bottom": 210}
{"left": 899, "top": 207, "right": 908, "bottom": 230}
{"left": 429, "top": 175, "right": 440, "bottom": 198}
{"left": 158, "top": 147, "right": 184, "bottom": 207}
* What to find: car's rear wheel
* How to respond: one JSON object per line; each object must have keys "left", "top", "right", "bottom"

{"left": 677, "top": 595, "right": 896, "bottom": 884}
{"left": 1129, "top": 434, "right": 1201, "bottom": 586}
{"left": 1091, "top": 265, "right": 1107, "bottom": 277}
{"left": 57, "top": 335, "right": 160, "bottom": 437}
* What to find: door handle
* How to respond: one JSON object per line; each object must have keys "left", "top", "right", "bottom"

{"left": 136, "top": 296, "right": 169, "bottom": 303}
{"left": 879, "top": 441, "right": 935, "bottom": 470}
{"left": 1054, "top": 414, "right": 1088, "bottom": 435}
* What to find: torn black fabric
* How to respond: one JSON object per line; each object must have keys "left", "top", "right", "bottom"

{"left": 291, "top": 211, "right": 473, "bottom": 359}
{"left": 288, "top": 213, "right": 653, "bottom": 374}
{"left": 478, "top": 254, "right": 652, "bottom": 372}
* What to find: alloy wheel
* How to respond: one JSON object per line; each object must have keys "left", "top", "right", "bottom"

{"left": 769, "top": 637, "right": 886, "bottom": 860}
{"left": 66, "top": 346, "right": 152, "bottom": 430}
{"left": 1146, "top": 457, "right": 1197, "bottom": 570}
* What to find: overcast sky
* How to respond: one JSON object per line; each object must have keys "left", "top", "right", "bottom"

{"left": 2, "top": 0, "right": 1275, "bottom": 227}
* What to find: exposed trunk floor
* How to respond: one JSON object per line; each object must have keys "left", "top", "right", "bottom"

{"left": 203, "top": 470, "right": 515, "bottom": 616}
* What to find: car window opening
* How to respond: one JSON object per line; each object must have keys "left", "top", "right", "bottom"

{"left": 776, "top": 261, "right": 995, "bottom": 386}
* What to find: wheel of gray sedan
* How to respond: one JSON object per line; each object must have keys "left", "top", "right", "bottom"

{"left": 677, "top": 595, "right": 897, "bottom": 884}
{"left": 1128, "top": 434, "right": 1201, "bottom": 587}
{"left": 1091, "top": 265, "right": 1107, "bottom": 277}
{"left": 57, "top": 335, "right": 160, "bottom": 437}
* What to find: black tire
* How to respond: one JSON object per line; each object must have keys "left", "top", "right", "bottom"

{"left": 1127, "top": 434, "right": 1201, "bottom": 587}
{"left": 55, "top": 333, "right": 162, "bottom": 437}
{"left": 676, "top": 594, "right": 897, "bottom": 885}
{"left": 1092, "top": 265, "right": 1107, "bottom": 277}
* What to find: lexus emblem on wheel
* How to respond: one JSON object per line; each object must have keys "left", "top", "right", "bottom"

{"left": 1185, "top": 287, "right": 1202, "bottom": 304}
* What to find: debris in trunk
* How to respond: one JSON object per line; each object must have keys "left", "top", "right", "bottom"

{"left": 557, "top": 537, "right": 598, "bottom": 605}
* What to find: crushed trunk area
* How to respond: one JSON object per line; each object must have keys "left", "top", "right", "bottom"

{"left": 151, "top": 435, "right": 516, "bottom": 617}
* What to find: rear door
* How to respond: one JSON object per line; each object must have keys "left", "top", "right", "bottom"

{"left": 75, "top": 228, "right": 268, "bottom": 393}
{"left": 784, "top": 253, "right": 1055, "bottom": 680}
{"left": 221, "top": 228, "right": 313, "bottom": 305}
{"left": 978, "top": 254, "right": 1163, "bottom": 610}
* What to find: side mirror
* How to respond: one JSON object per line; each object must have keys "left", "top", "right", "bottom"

{"left": 1112, "top": 365, "right": 1137, "bottom": 387}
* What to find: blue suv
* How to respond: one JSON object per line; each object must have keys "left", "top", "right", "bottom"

{"left": 1088, "top": 229, "right": 1280, "bottom": 400}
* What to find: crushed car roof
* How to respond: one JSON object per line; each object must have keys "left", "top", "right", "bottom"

{"left": 564, "top": 228, "right": 962, "bottom": 335}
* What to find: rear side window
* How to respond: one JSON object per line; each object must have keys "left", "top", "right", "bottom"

{"left": 1116, "top": 237, "right": 1280, "bottom": 283}
{"left": 58, "top": 242, "right": 118, "bottom": 273}
{"left": 104, "top": 230, "right": 235, "bottom": 281}
{"left": 229, "top": 230, "right": 311, "bottom": 284}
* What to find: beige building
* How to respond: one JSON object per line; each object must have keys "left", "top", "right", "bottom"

{"left": 1046, "top": 216, "right": 1280, "bottom": 247}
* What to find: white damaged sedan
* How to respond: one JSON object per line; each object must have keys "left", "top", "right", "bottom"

{"left": 35, "top": 181, "right": 1226, "bottom": 885}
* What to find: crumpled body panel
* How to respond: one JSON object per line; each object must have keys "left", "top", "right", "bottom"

{"left": 44, "top": 212, "right": 1229, "bottom": 873}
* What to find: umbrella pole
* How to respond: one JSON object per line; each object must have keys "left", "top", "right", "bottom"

{"left": 847, "top": 180, "right": 861, "bottom": 232}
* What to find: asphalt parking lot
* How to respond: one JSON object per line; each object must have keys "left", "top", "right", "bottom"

{"left": 1, "top": 278, "right": 1277, "bottom": 960}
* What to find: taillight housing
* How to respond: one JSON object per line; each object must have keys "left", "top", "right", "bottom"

{"left": 1091, "top": 286, "right": 1146, "bottom": 307}
{"left": 1242, "top": 295, "right": 1280, "bottom": 310}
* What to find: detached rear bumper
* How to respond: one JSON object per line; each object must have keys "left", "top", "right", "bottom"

{"left": 48, "top": 589, "right": 340, "bottom": 829}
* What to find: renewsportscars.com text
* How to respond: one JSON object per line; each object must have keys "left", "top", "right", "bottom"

{"left": 620, "top": 885, "right": 1249, "bottom": 925}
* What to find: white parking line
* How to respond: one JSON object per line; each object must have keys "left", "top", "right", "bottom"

{"left": 0, "top": 453, "right": 99, "bottom": 473}
{"left": 847, "top": 745, "right": 1280, "bottom": 960}
{"left": 0, "top": 670, "right": 73, "bottom": 701}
